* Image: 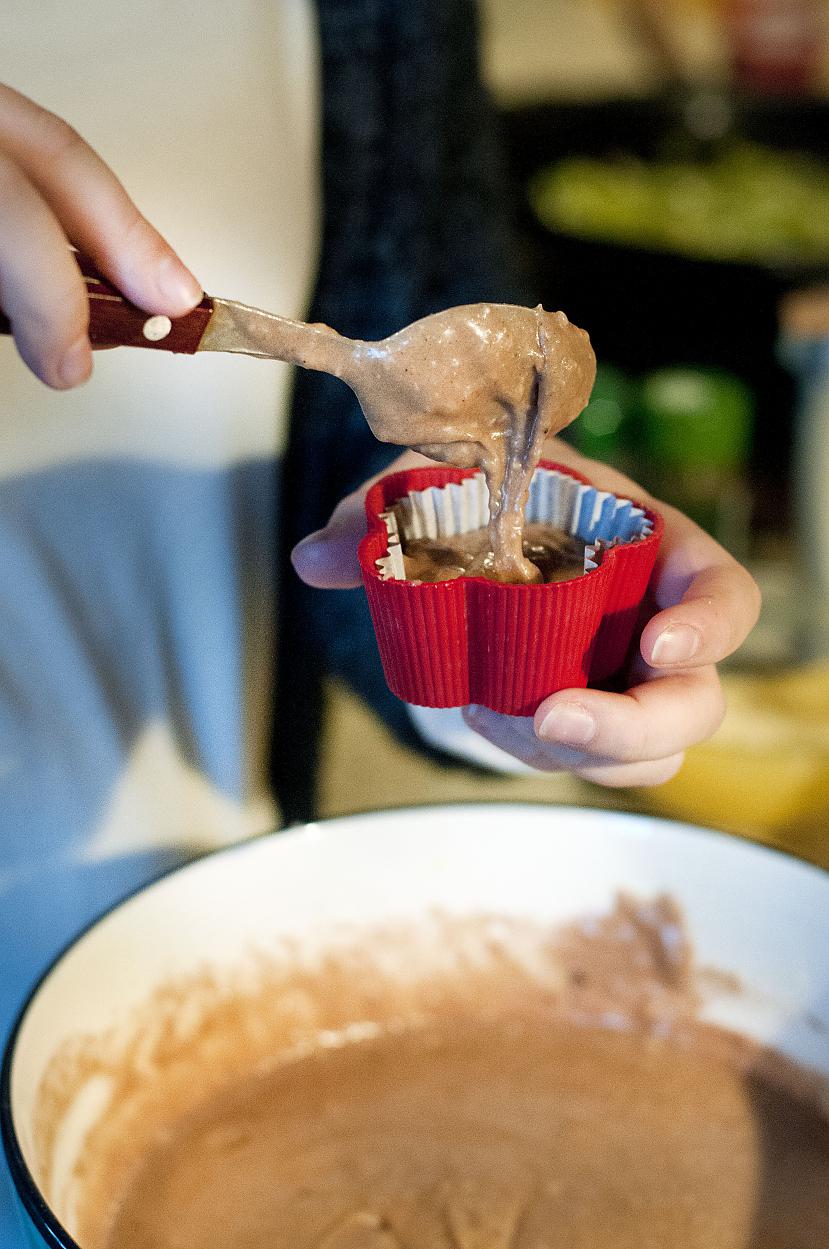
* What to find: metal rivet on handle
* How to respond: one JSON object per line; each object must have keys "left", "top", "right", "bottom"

{"left": 142, "top": 315, "right": 173, "bottom": 341}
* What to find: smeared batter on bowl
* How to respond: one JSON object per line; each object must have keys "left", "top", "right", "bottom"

{"left": 48, "top": 901, "right": 828, "bottom": 1249}
{"left": 81, "top": 904, "right": 824, "bottom": 1249}
{"left": 108, "top": 1013, "right": 829, "bottom": 1249}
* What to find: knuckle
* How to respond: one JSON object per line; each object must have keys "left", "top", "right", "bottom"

{"left": 119, "top": 209, "right": 171, "bottom": 268}
{"left": 120, "top": 205, "right": 156, "bottom": 250}
{"left": 627, "top": 753, "right": 685, "bottom": 786}
{"left": 527, "top": 751, "right": 566, "bottom": 774}
{"left": 745, "top": 570, "right": 763, "bottom": 627}
{"left": 620, "top": 696, "right": 654, "bottom": 761}
{"left": 30, "top": 264, "right": 88, "bottom": 332}
{"left": 621, "top": 711, "right": 649, "bottom": 762}
{"left": 39, "top": 113, "right": 87, "bottom": 164}
{"left": 329, "top": 494, "right": 359, "bottom": 528}
{"left": 15, "top": 334, "right": 62, "bottom": 389}
{"left": 0, "top": 149, "right": 27, "bottom": 207}
{"left": 653, "top": 752, "right": 685, "bottom": 784}
{"left": 12, "top": 285, "right": 88, "bottom": 377}
{"left": 574, "top": 762, "right": 628, "bottom": 787}
{"left": 577, "top": 750, "right": 685, "bottom": 788}
{"left": 709, "top": 680, "right": 727, "bottom": 732}
{"left": 25, "top": 110, "right": 170, "bottom": 273}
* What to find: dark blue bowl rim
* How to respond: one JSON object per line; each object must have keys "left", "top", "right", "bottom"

{"left": 2, "top": 806, "right": 827, "bottom": 1248}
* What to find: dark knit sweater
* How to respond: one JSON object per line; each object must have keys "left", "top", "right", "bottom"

{"left": 274, "top": 0, "right": 528, "bottom": 818}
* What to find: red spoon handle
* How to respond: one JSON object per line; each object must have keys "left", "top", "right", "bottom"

{"left": 0, "top": 253, "right": 214, "bottom": 353}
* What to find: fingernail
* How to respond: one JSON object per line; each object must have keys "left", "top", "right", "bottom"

{"left": 156, "top": 255, "right": 202, "bottom": 309}
{"left": 537, "top": 702, "right": 596, "bottom": 746}
{"left": 58, "top": 337, "right": 92, "bottom": 387}
{"left": 650, "top": 623, "right": 701, "bottom": 666}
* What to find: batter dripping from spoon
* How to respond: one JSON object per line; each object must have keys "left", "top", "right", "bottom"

{"left": 204, "top": 300, "right": 596, "bottom": 583}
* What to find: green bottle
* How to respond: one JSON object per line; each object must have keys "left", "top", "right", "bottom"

{"left": 566, "top": 364, "right": 636, "bottom": 470}
{"left": 638, "top": 367, "right": 754, "bottom": 557}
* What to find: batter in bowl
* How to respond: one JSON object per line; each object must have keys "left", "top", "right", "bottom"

{"left": 108, "top": 1011, "right": 829, "bottom": 1249}
{"left": 50, "top": 901, "right": 827, "bottom": 1249}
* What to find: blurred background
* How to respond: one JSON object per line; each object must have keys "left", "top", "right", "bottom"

{"left": 319, "top": 0, "right": 829, "bottom": 869}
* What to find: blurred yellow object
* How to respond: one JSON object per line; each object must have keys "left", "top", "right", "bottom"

{"left": 639, "top": 662, "right": 829, "bottom": 869}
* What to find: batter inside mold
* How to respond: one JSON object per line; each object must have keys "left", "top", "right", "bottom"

{"left": 402, "top": 522, "right": 587, "bottom": 584}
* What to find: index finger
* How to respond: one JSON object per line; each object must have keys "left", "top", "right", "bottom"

{"left": 0, "top": 84, "right": 201, "bottom": 315}
{"left": 0, "top": 152, "right": 90, "bottom": 387}
{"left": 541, "top": 439, "right": 761, "bottom": 670}
{"left": 639, "top": 501, "right": 762, "bottom": 670}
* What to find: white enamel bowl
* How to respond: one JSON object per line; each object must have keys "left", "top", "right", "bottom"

{"left": 3, "top": 805, "right": 829, "bottom": 1248}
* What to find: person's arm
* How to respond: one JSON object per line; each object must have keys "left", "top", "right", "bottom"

{"left": 291, "top": 439, "right": 761, "bottom": 788}
{"left": 0, "top": 83, "right": 201, "bottom": 388}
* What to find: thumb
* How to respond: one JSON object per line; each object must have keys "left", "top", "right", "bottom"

{"left": 291, "top": 451, "right": 432, "bottom": 589}
{"left": 290, "top": 492, "right": 366, "bottom": 589}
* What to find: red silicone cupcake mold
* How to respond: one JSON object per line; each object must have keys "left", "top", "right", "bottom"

{"left": 358, "top": 460, "right": 663, "bottom": 715}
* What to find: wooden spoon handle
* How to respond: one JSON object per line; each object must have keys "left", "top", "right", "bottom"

{"left": 0, "top": 253, "right": 215, "bottom": 353}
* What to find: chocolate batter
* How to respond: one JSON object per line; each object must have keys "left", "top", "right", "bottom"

{"left": 403, "top": 523, "right": 586, "bottom": 583}
{"left": 210, "top": 301, "right": 595, "bottom": 581}
{"left": 50, "top": 901, "right": 826, "bottom": 1249}
{"left": 108, "top": 1017, "right": 829, "bottom": 1249}
{"left": 342, "top": 305, "right": 595, "bottom": 583}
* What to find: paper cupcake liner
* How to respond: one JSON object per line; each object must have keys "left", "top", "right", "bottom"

{"left": 359, "top": 460, "right": 663, "bottom": 715}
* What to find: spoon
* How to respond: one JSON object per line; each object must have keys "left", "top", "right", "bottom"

{"left": 0, "top": 255, "right": 595, "bottom": 579}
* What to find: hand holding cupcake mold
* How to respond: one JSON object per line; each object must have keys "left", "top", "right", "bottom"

{"left": 0, "top": 86, "right": 759, "bottom": 789}
{"left": 358, "top": 458, "right": 663, "bottom": 715}
{"left": 292, "top": 302, "right": 665, "bottom": 720}
{"left": 293, "top": 441, "right": 761, "bottom": 789}
{"left": 277, "top": 292, "right": 761, "bottom": 785}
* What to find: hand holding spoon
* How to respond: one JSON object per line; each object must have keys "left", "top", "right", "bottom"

{"left": 0, "top": 255, "right": 595, "bottom": 580}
